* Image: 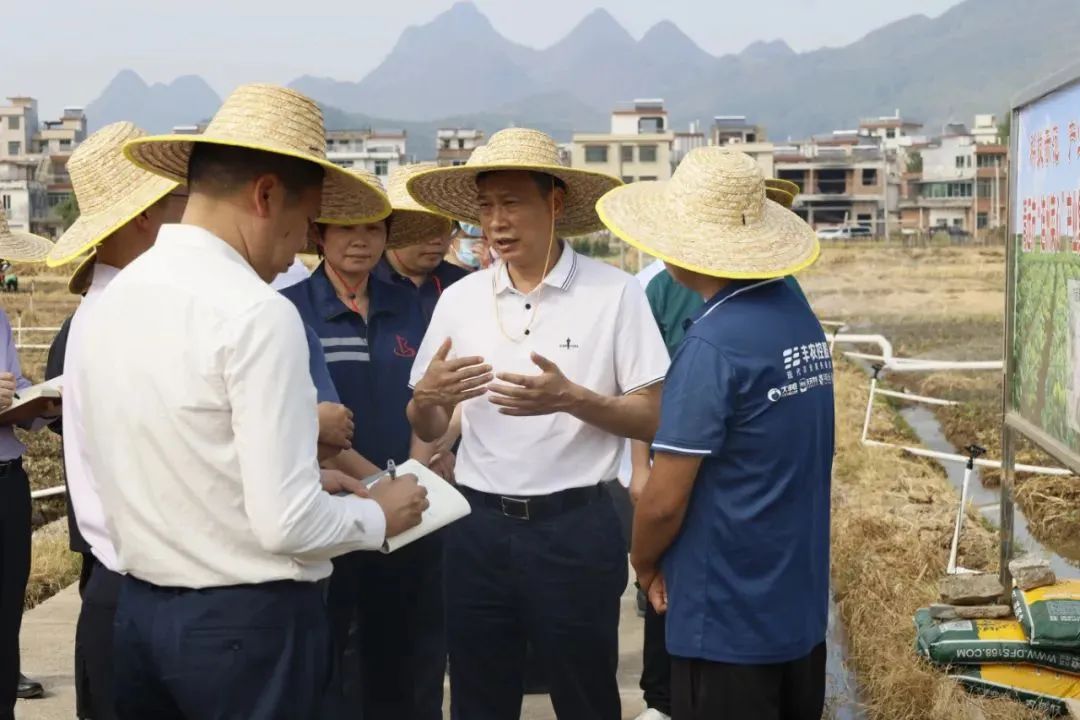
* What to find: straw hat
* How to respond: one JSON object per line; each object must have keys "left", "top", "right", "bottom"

{"left": 46, "top": 122, "right": 179, "bottom": 268}
{"left": 407, "top": 128, "right": 621, "bottom": 237}
{"left": 318, "top": 163, "right": 450, "bottom": 248}
{"left": 66, "top": 253, "right": 96, "bottom": 295}
{"left": 765, "top": 186, "right": 795, "bottom": 209}
{"left": 596, "top": 148, "right": 819, "bottom": 280}
{"left": 385, "top": 163, "right": 453, "bottom": 248}
{"left": 0, "top": 209, "right": 52, "bottom": 262}
{"left": 765, "top": 177, "right": 801, "bottom": 198}
{"left": 123, "top": 84, "right": 390, "bottom": 224}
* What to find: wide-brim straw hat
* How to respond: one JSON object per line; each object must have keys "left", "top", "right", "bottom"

{"left": 318, "top": 163, "right": 451, "bottom": 249}
{"left": 67, "top": 252, "right": 96, "bottom": 295}
{"left": 0, "top": 210, "right": 52, "bottom": 262}
{"left": 596, "top": 148, "right": 819, "bottom": 280}
{"left": 385, "top": 163, "right": 453, "bottom": 248}
{"left": 765, "top": 186, "right": 795, "bottom": 209}
{"left": 765, "top": 177, "right": 801, "bottom": 198}
{"left": 123, "top": 84, "right": 390, "bottom": 224}
{"left": 47, "top": 122, "right": 179, "bottom": 268}
{"left": 407, "top": 128, "right": 621, "bottom": 237}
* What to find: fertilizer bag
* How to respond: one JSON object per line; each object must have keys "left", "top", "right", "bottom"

{"left": 1014, "top": 581, "right": 1080, "bottom": 650}
{"left": 951, "top": 664, "right": 1080, "bottom": 716}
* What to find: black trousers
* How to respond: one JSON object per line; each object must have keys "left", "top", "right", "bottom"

{"left": 671, "top": 642, "right": 827, "bottom": 720}
{"left": 446, "top": 485, "right": 627, "bottom": 720}
{"left": 112, "top": 575, "right": 332, "bottom": 720}
{"left": 75, "top": 554, "right": 121, "bottom": 720}
{"left": 0, "top": 461, "right": 29, "bottom": 720}
{"left": 327, "top": 536, "right": 445, "bottom": 720}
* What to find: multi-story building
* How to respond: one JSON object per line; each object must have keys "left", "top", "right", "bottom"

{"left": 0, "top": 159, "right": 47, "bottom": 236}
{"left": 326, "top": 129, "right": 407, "bottom": 178}
{"left": 0, "top": 98, "right": 86, "bottom": 237}
{"left": 710, "top": 115, "right": 774, "bottom": 176}
{"left": 773, "top": 132, "right": 898, "bottom": 235}
{"left": 571, "top": 99, "right": 675, "bottom": 183}
{"left": 437, "top": 129, "right": 484, "bottom": 166}
{"left": 858, "top": 110, "right": 925, "bottom": 151}
{"left": 898, "top": 119, "right": 1008, "bottom": 235}
{"left": 673, "top": 123, "right": 707, "bottom": 167}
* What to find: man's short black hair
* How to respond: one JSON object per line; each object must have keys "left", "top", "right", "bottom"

{"left": 187, "top": 143, "right": 325, "bottom": 200}
{"left": 476, "top": 170, "right": 567, "bottom": 197}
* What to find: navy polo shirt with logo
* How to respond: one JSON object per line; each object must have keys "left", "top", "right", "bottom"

{"left": 303, "top": 322, "right": 340, "bottom": 404}
{"left": 652, "top": 278, "right": 835, "bottom": 665}
{"left": 373, "top": 257, "right": 469, "bottom": 322}
{"left": 282, "top": 263, "right": 425, "bottom": 466}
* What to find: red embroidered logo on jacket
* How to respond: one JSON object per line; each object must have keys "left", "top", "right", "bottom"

{"left": 394, "top": 335, "right": 417, "bottom": 358}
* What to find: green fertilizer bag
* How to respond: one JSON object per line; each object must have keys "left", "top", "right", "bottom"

{"left": 914, "top": 608, "right": 1080, "bottom": 675}
{"left": 1014, "top": 581, "right": 1080, "bottom": 650}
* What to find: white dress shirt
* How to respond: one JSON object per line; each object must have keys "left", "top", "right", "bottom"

{"left": 64, "top": 262, "right": 123, "bottom": 570}
{"left": 410, "top": 246, "right": 669, "bottom": 496}
{"left": 270, "top": 257, "right": 311, "bottom": 291}
{"left": 70, "top": 224, "right": 386, "bottom": 588}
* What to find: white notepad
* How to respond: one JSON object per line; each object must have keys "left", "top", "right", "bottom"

{"left": 0, "top": 376, "right": 62, "bottom": 426}
{"left": 365, "top": 459, "right": 471, "bottom": 554}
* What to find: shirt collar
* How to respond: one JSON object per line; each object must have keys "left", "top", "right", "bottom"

{"left": 310, "top": 262, "right": 404, "bottom": 322}
{"left": 87, "top": 262, "right": 121, "bottom": 296}
{"left": 694, "top": 278, "right": 784, "bottom": 323}
{"left": 155, "top": 224, "right": 262, "bottom": 282}
{"left": 493, "top": 242, "right": 578, "bottom": 295}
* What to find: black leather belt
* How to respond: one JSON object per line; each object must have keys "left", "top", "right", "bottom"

{"left": 461, "top": 484, "right": 603, "bottom": 521}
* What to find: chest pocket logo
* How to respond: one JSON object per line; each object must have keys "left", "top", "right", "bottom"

{"left": 559, "top": 337, "right": 580, "bottom": 350}
{"left": 394, "top": 335, "right": 417, "bottom": 358}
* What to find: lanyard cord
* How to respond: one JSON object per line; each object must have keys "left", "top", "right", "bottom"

{"left": 325, "top": 262, "right": 366, "bottom": 316}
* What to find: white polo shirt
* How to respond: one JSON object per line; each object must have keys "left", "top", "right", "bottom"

{"left": 64, "top": 262, "right": 122, "bottom": 571}
{"left": 410, "top": 245, "right": 669, "bottom": 496}
{"left": 70, "top": 224, "right": 386, "bottom": 589}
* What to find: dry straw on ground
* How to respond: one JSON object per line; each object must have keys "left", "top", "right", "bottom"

{"left": 831, "top": 360, "right": 1043, "bottom": 720}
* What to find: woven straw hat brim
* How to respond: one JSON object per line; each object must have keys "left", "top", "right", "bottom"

{"left": 597, "top": 181, "right": 820, "bottom": 280}
{"left": 765, "top": 187, "right": 794, "bottom": 209}
{"left": 765, "top": 178, "right": 801, "bottom": 197}
{"left": 0, "top": 230, "right": 53, "bottom": 263}
{"left": 406, "top": 163, "right": 621, "bottom": 238}
{"left": 123, "top": 136, "right": 391, "bottom": 224}
{"left": 67, "top": 252, "right": 95, "bottom": 295}
{"left": 386, "top": 209, "right": 453, "bottom": 249}
{"left": 46, "top": 174, "right": 177, "bottom": 267}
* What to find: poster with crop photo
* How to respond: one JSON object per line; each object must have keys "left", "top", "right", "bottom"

{"left": 1009, "top": 75, "right": 1080, "bottom": 457}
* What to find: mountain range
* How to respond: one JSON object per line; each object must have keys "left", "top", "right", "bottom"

{"left": 85, "top": 0, "right": 1080, "bottom": 159}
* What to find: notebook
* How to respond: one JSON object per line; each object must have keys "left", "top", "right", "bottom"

{"left": 0, "top": 376, "right": 62, "bottom": 426}
{"left": 357, "top": 459, "right": 471, "bottom": 554}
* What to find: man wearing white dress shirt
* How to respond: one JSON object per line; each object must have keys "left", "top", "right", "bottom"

{"left": 43, "top": 121, "right": 189, "bottom": 720}
{"left": 406, "top": 128, "right": 670, "bottom": 720}
{"left": 69, "top": 84, "right": 428, "bottom": 719}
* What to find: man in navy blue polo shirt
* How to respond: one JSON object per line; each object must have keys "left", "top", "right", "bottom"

{"left": 373, "top": 164, "right": 467, "bottom": 322}
{"left": 281, "top": 165, "right": 452, "bottom": 720}
{"left": 599, "top": 148, "right": 834, "bottom": 720}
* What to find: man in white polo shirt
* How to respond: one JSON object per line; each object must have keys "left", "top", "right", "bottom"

{"left": 406, "top": 128, "right": 670, "bottom": 720}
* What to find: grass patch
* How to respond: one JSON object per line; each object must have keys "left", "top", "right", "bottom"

{"left": 831, "top": 360, "right": 1043, "bottom": 720}
{"left": 26, "top": 519, "right": 80, "bottom": 611}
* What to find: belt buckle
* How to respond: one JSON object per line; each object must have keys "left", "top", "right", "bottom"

{"left": 499, "top": 496, "right": 530, "bottom": 520}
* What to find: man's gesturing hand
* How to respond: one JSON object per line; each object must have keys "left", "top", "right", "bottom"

{"left": 412, "top": 339, "right": 492, "bottom": 410}
{"left": 487, "top": 353, "right": 578, "bottom": 417}
{"left": 0, "top": 373, "right": 15, "bottom": 411}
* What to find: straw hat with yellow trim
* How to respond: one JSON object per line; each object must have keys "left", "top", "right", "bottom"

{"left": 0, "top": 209, "right": 52, "bottom": 262}
{"left": 765, "top": 186, "right": 795, "bottom": 209}
{"left": 123, "top": 84, "right": 390, "bottom": 224}
{"left": 318, "top": 163, "right": 453, "bottom": 249}
{"left": 765, "top": 177, "right": 800, "bottom": 199}
{"left": 47, "top": 122, "right": 179, "bottom": 280}
{"left": 406, "top": 128, "right": 621, "bottom": 237}
{"left": 596, "top": 148, "right": 818, "bottom": 280}
{"left": 66, "top": 252, "right": 97, "bottom": 295}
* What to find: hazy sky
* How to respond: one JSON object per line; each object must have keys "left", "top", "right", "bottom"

{"left": 7, "top": 0, "right": 964, "bottom": 118}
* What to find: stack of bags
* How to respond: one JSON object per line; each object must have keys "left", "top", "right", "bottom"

{"left": 914, "top": 556, "right": 1080, "bottom": 716}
